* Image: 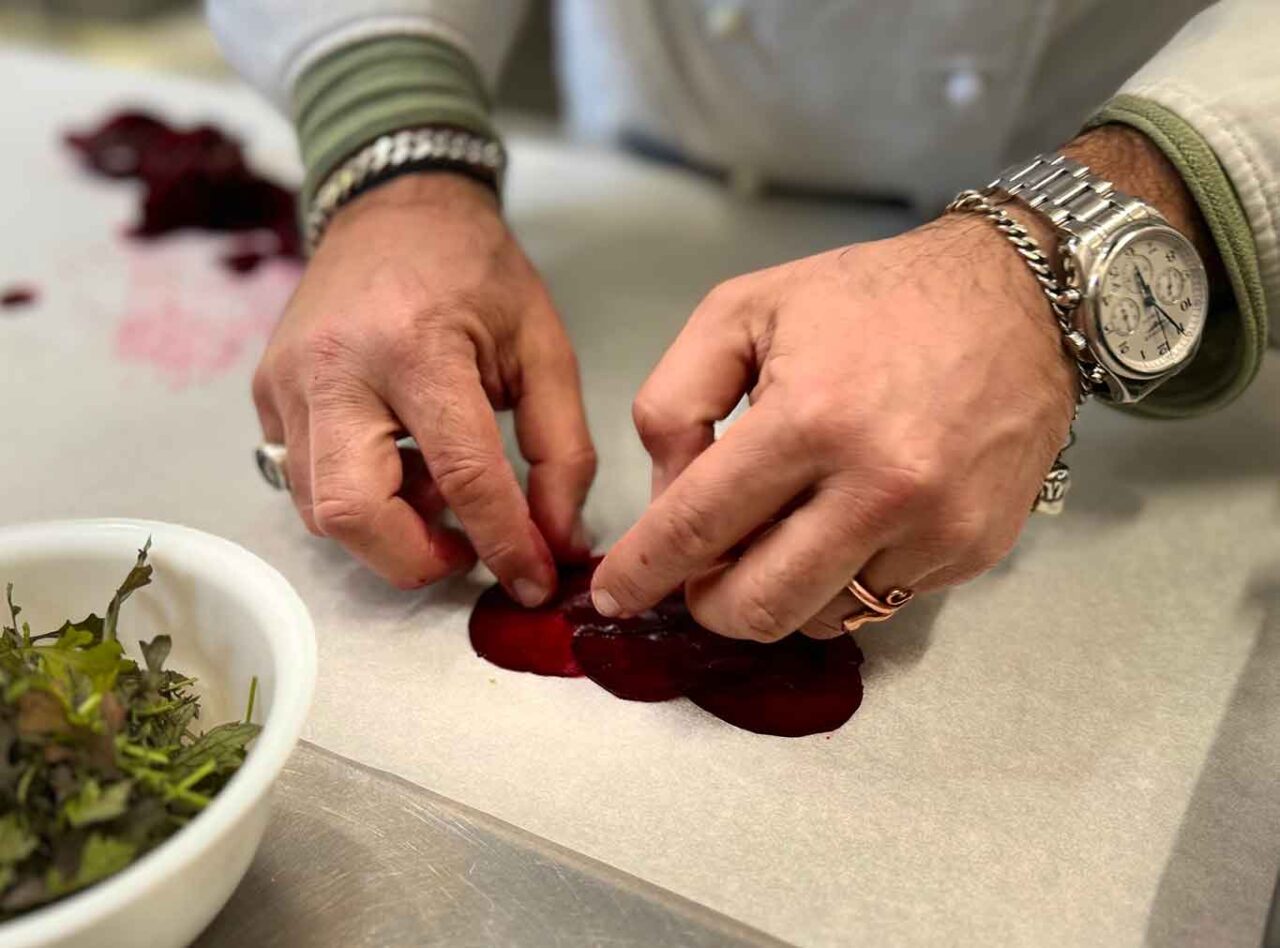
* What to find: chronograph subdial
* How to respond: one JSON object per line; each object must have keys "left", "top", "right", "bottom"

{"left": 1105, "top": 297, "right": 1143, "bottom": 337}
{"left": 1155, "top": 267, "right": 1185, "bottom": 304}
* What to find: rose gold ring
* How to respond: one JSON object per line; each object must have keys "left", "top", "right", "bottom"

{"left": 840, "top": 577, "right": 914, "bottom": 633}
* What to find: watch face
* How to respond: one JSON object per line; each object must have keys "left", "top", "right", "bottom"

{"left": 1095, "top": 227, "right": 1208, "bottom": 376}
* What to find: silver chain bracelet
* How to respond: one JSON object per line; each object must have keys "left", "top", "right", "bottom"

{"left": 304, "top": 126, "right": 507, "bottom": 253}
{"left": 946, "top": 187, "right": 1086, "bottom": 515}
{"left": 946, "top": 188, "right": 1110, "bottom": 405}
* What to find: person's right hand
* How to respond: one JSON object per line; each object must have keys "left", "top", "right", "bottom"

{"left": 254, "top": 172, "right": 596, "bottom": 604}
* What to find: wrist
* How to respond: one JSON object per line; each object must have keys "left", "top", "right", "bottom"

{"left": 324, "top": 171, "right": 502, "bottom": 244}
{"left": 1062, "top": 125, "right": 1221, "bottom": 275}
{"left": 926, "top": 213, "right": 1080, "bottom": 410}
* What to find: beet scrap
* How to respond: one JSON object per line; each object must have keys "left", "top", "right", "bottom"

{"left": 64, "top": 110, "right": 301, "bottom": 273}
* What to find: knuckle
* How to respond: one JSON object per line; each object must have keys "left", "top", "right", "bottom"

{"left": 434, "top": 450, "right": 499, "bottom": 511}
{"left": 791, "top": 391, "right": 849, "bottom": 453}
{"left": 251, "top": 363, "right": 276, "bottom": 415}
{"left": 937, "top": 516, "right": 985, "bottom": 555}
{"left": 868, "top": 455, "right": 946, "bottom": 520}
{"left": 724, "top": 585, "right": 791, "bottom": 642}
{"left": 471, "top": 533, "right": 522, "bottom": 574}
{"left": 699, "top": 277, "right": 745, "bottom": 315}
{"left": 307, "top": 329, "right": 361, "bottom": 379}
{"left": 631, "top": 391, "right": 681, "bottom": 452}
{"left": 565, "top": 443, "right": 599, "bottom": 482}
{"left": 659, "top": 496, "right": 717, "bottom": 562}
{"left": 311, "top": 490, "right": 375, "bottom": 540}
{"left": 601, "top": 566, "right": 651, "bottom": 612}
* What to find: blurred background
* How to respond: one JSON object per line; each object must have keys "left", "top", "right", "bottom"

{"left": 0, "top": 0, "right": 560, "bottom": 115}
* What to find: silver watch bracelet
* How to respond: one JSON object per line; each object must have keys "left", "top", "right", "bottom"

{"left": 304, "top": 126, "right": 507, "bottom": 253}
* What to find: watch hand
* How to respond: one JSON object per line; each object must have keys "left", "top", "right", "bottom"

{"left": 1155, "top": 311, "right": 1171, "bottom": 347}
{"left": 1153, "top": 301, "right": 1185, "bottom": 335}
{"left": 1134, "top": 268, "right": 1157, "bottom": 306}
{"left": 1134, "top": 269, "right": 1185, "bottom": 335}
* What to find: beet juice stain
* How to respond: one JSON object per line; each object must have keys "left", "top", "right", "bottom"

{"left": 469, "top": 561, "right": 865, "bottom": 737}
{"left": 1, "top": 286, "right": 38, "bottom": 311}
{"left": 64, "top": 111, "right": 301, "bottom": 275}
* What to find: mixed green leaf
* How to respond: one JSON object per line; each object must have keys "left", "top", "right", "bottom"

{"left": 0, "top": 541, "right": 259, "bottom": 919}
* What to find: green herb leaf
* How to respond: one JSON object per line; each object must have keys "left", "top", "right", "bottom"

{"left": 0, "top": 543, "right": 258, "bottom": 921}
{"left": 46, "top": 834, "right": 136, "bottom": 897}
{"left": 102, "top": 539, "right": 153, "bottom": 643}
{"left": 0, "top": 815, "right": 38, "bottom": 865}
{"left": 138, "top": 635, "right": 171, "bottom": 676}
{"left": 170, "top": 722, "right": 261, "bottom": 778}
{"left": 64, "top": 780, "right": 133, "bottom": 828}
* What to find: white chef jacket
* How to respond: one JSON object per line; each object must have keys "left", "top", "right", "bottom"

{"left": 207, "top": 0, "right": 1279, "bottom": 350}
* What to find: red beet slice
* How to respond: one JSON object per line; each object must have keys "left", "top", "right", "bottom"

{"left": 467, "top": 565, "right": 596, "bottom": 677}
{"left": 469, "top": 560, "right": 867, "bottom": 737}
{"left": 688, "top": 633, "right": 864, "bottom": 737}
{"left": 569, "top": 595, "right": 704, "bottom": 701}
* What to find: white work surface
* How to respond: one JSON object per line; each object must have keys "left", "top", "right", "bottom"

{"left": 3, "top": 51, "right": 1279, "bottom": 947}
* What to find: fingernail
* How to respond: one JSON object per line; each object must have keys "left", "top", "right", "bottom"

{"left": 592, "top": 588, "right": 620, "bottom": 617}
{"left": 513, "top": 579, "right": 549, "bottom": 608}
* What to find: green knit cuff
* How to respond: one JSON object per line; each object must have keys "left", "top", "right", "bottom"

{"left": 293, "top": 35, "right": 497, "bottom": 212}
{"left": 1086, "top": 94, "right": 1269, "bottom": 418}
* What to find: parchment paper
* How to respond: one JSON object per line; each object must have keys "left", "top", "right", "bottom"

{"left": 2, "top": 50, "right": 1278, "bottom": 947}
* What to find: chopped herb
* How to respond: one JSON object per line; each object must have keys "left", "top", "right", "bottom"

{"left": 0, "top": 543, "right": 259, "bottom": 919}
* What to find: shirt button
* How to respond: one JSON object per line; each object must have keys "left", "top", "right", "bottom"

{"left": 705, "top": 1, "right": 748, "bottom": 40}
{"left": 944, "top": 65, "right": 986, "bottom": 109}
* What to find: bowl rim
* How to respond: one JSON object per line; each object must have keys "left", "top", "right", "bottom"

{"left": 0, "top": 518, "right": 317, "bottom": 946}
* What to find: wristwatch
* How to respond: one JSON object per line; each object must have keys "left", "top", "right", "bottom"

{"left": 989, "top": 153, "right": 1210, "bottom": 404}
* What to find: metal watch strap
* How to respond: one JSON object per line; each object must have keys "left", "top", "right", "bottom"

{"left": 991, "top": 153, "right": 1150, "bottom": 248}
{"left": 305, "top": 126, "right": 506, "bottom": 253}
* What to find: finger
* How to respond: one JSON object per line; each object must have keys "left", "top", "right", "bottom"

{"left": 278, "top": 390, "right": 319, "bottom": 535}
{"left": 310, "top": 383, "right": 476, "bottom": 589}
{"left": 398, "top": 447, "right": 449, "bottom": 523}
{"left": 387, "top": 344, "right": 556, "bottom": 606}
{"left": 252, "top": 365, "right": 285, "bottom": 444}
{"left": 254, "top": 363, "right": 319, "bottom": 534}
{"left": 591, "top": 402, "right": 811, "bottom": 618}
{"left": 515, "top": 325, "right": 597, "bottom": 558}
{"left": 632, "top": 288, "right": 756, "bottom": 497}
{"left": 683, "top": 484, "right": 887, "bottom": 642}
{"left": 800, "top": 547, "right": 939, "bottom": 639}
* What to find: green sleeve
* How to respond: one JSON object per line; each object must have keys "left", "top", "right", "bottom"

{"left": 1086, "top": 95, "right": 1269, "bottom": 418}
{"left": 292, "top": 35, "right": 496, "bottom": 211}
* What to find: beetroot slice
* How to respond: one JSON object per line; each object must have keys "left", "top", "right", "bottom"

{"left": 687, "top": 633, "right": 865, "bottom": 738}
{"left": 569, "top": 595, "right": 704, "bottom": 702}
{"left": 467, "top": 564, "right": 598, "bottom": 677}
{"left": 469, "top": 560, "right": 867, "bottom": 737}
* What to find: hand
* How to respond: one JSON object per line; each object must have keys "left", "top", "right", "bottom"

{"left": 589, "top": 213, "right": 1078, "bottom": 641}
{"left": 253, "top": 173, "right": 595, "bottom": 602}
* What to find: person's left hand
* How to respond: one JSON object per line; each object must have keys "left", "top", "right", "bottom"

{"left": 589, "top": 213, "right": 1078, "bottom": 640}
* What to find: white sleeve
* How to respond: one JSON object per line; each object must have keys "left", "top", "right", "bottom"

{"left": 1117, "top": 0, "right": 1280, "bottom": 340}
{"left": 204, "top": 0, "right": 531, "bottom": 111}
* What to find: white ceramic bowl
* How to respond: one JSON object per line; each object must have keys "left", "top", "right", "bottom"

{"left": 0, "top": 519, "right": 316, "bottom": 948}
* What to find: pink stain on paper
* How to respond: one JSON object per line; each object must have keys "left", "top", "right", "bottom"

{"left": 114, "top": 250, "right": 296, "bottom": 390}
{"left": 63, "top": 109, "right": 304, "bottom": 389}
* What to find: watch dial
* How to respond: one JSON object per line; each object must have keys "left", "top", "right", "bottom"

{"left": 1097, "top": 230, "right": 1208, "bottom": 375}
